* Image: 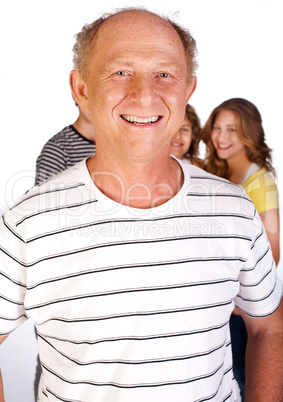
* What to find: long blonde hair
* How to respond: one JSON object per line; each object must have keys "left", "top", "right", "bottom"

{"left": 202, "top": 98, "right": 274, "bottom": 178}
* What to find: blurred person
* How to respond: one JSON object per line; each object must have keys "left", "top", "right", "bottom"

{"left": 35, "top": 97, "right": 95, "bottom": 185}
{"left": 0, "top": 10, "right": 282, "bottom": 402}
{"left": 202, "top": 97, "right": 280, "bottom": 400}
{"left": 170, "top": 104, "right": 203, "bottom": 167}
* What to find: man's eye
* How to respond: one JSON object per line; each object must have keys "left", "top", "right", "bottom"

{"left": 116, "top": 71, "right": 128, "bottom": 76}
{"left": 159, "top": 73, "right": 170, "bottom": 77}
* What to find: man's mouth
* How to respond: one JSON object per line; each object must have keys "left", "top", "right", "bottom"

{"left": 121, "top": 115, "right": 161, "bottom": 125}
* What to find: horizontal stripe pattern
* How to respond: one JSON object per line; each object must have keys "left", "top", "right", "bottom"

{"left": 35, "top": 125, "right": 96, "bottom": 185}
{"left": 0, "top": 160, "right": 281, "bottom": 401}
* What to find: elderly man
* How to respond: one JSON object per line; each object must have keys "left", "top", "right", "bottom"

{"left": 0, "top": 8, "right": 282, "bottom": 402}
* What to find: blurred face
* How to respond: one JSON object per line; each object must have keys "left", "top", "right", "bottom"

{"left": 170, "top": 116, "right": 192, "bottom": 159}
{"left": 82, "top": 11, "right": 196, "bottom": 161}
{"left": 211, "top": 110, "right": 247, "bottom": 163}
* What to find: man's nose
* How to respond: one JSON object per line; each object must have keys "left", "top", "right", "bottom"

{"left": 130, "top": 75, "right": 157, "bottom": 106}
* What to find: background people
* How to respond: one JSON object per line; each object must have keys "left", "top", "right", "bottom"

{"left": 0, "top": 10, "right": 282, "bottom": 402}
{"left": 35, "top": 100, "right": 95, "bottom": 185}
{"left": 169, "top": 104, "right": 203, "bottom": 167}
{"left": 202, "top": 97, "right": 280, "bottom": 400}
{"left": 202, "top": 97, "right": 280, "bottom": 263}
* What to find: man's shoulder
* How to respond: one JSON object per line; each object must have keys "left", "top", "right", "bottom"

{"left": 5, "top": 162, "right": 88, "bottom": 224}
{"left": 184, "top": 163, "right": 244, "bottom": 194}
{"left": 180, "top": 163, "right": 256, "bottom": 218}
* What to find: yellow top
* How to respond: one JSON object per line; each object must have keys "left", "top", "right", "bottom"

{"left": 242, "top": 168, "right": 279, "bottom": 214}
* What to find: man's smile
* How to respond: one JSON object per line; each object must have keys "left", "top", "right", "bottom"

{"left": 121, "top": 115, "right": 161, "bottom": 125}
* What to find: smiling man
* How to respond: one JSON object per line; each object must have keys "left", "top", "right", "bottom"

{"left": 0, "top": 8, "right": 283, "bottom": 402}
{"left": 70, "top": 9, "right": 197, "bottom": 208}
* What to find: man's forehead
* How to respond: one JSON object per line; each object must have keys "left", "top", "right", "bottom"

{"left": 102, "top": 50, "right": 183, "bottom": 68}
{"left": 96, "top": 10, "right": 182, "bottom": 47}
{"left": 93, "top": 12, "right": 186, "bottom": 64}
{"left": 103, "top": 44, "right": 183, "bottom": 58}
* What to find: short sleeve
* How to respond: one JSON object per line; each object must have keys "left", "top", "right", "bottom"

{"left": 243, "top": 170, "right": 279, "bottom": 214}
{"left": 235, "top": 210, "right": 282, "bottom": 316}
{"left": 0, "top": 213, "right": 28, "bottom": 335}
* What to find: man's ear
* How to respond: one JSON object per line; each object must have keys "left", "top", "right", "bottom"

{"left": 186, "top": 76, "right": 197, "bottom": 103}
{"left": 69, "top": 70, "right": 89, "bottom": 112}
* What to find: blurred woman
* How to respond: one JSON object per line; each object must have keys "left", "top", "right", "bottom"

{"left": 202, "top": 97, "right": 280, "bottom": 401}
{"left": 170, "top": 104, "right": 203, "bottom": 167}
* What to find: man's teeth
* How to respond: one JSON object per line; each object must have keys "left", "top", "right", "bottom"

{"left": 122, "top": 115, "right": 159, "bottom": 124}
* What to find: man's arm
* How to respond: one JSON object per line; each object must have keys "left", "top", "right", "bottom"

{"left": 0, "top": 335, "right": 8, "bottom": 402}
{"left": 240, "top": 300, "right": 283, "bottom": 402}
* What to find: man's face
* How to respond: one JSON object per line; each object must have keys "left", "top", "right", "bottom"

{"left": 83, "top": 11, "right": 196, "bottom": 161}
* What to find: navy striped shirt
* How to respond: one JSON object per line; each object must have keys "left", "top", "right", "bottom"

{"left": 35, "top": 125, "right": 96, "bottom": 185}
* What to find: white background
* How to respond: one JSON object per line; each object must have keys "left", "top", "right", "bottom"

{"left": 0, "top": 0, "right": 282, "bottom": 400}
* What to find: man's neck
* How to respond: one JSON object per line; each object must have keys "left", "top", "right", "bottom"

{"left": 86, "top": 153, "right": 183, "bottom": 209}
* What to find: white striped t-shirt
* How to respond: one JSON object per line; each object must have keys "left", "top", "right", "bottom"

{"left": 0, "top": 159, "right": 282, "bottom": 401}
